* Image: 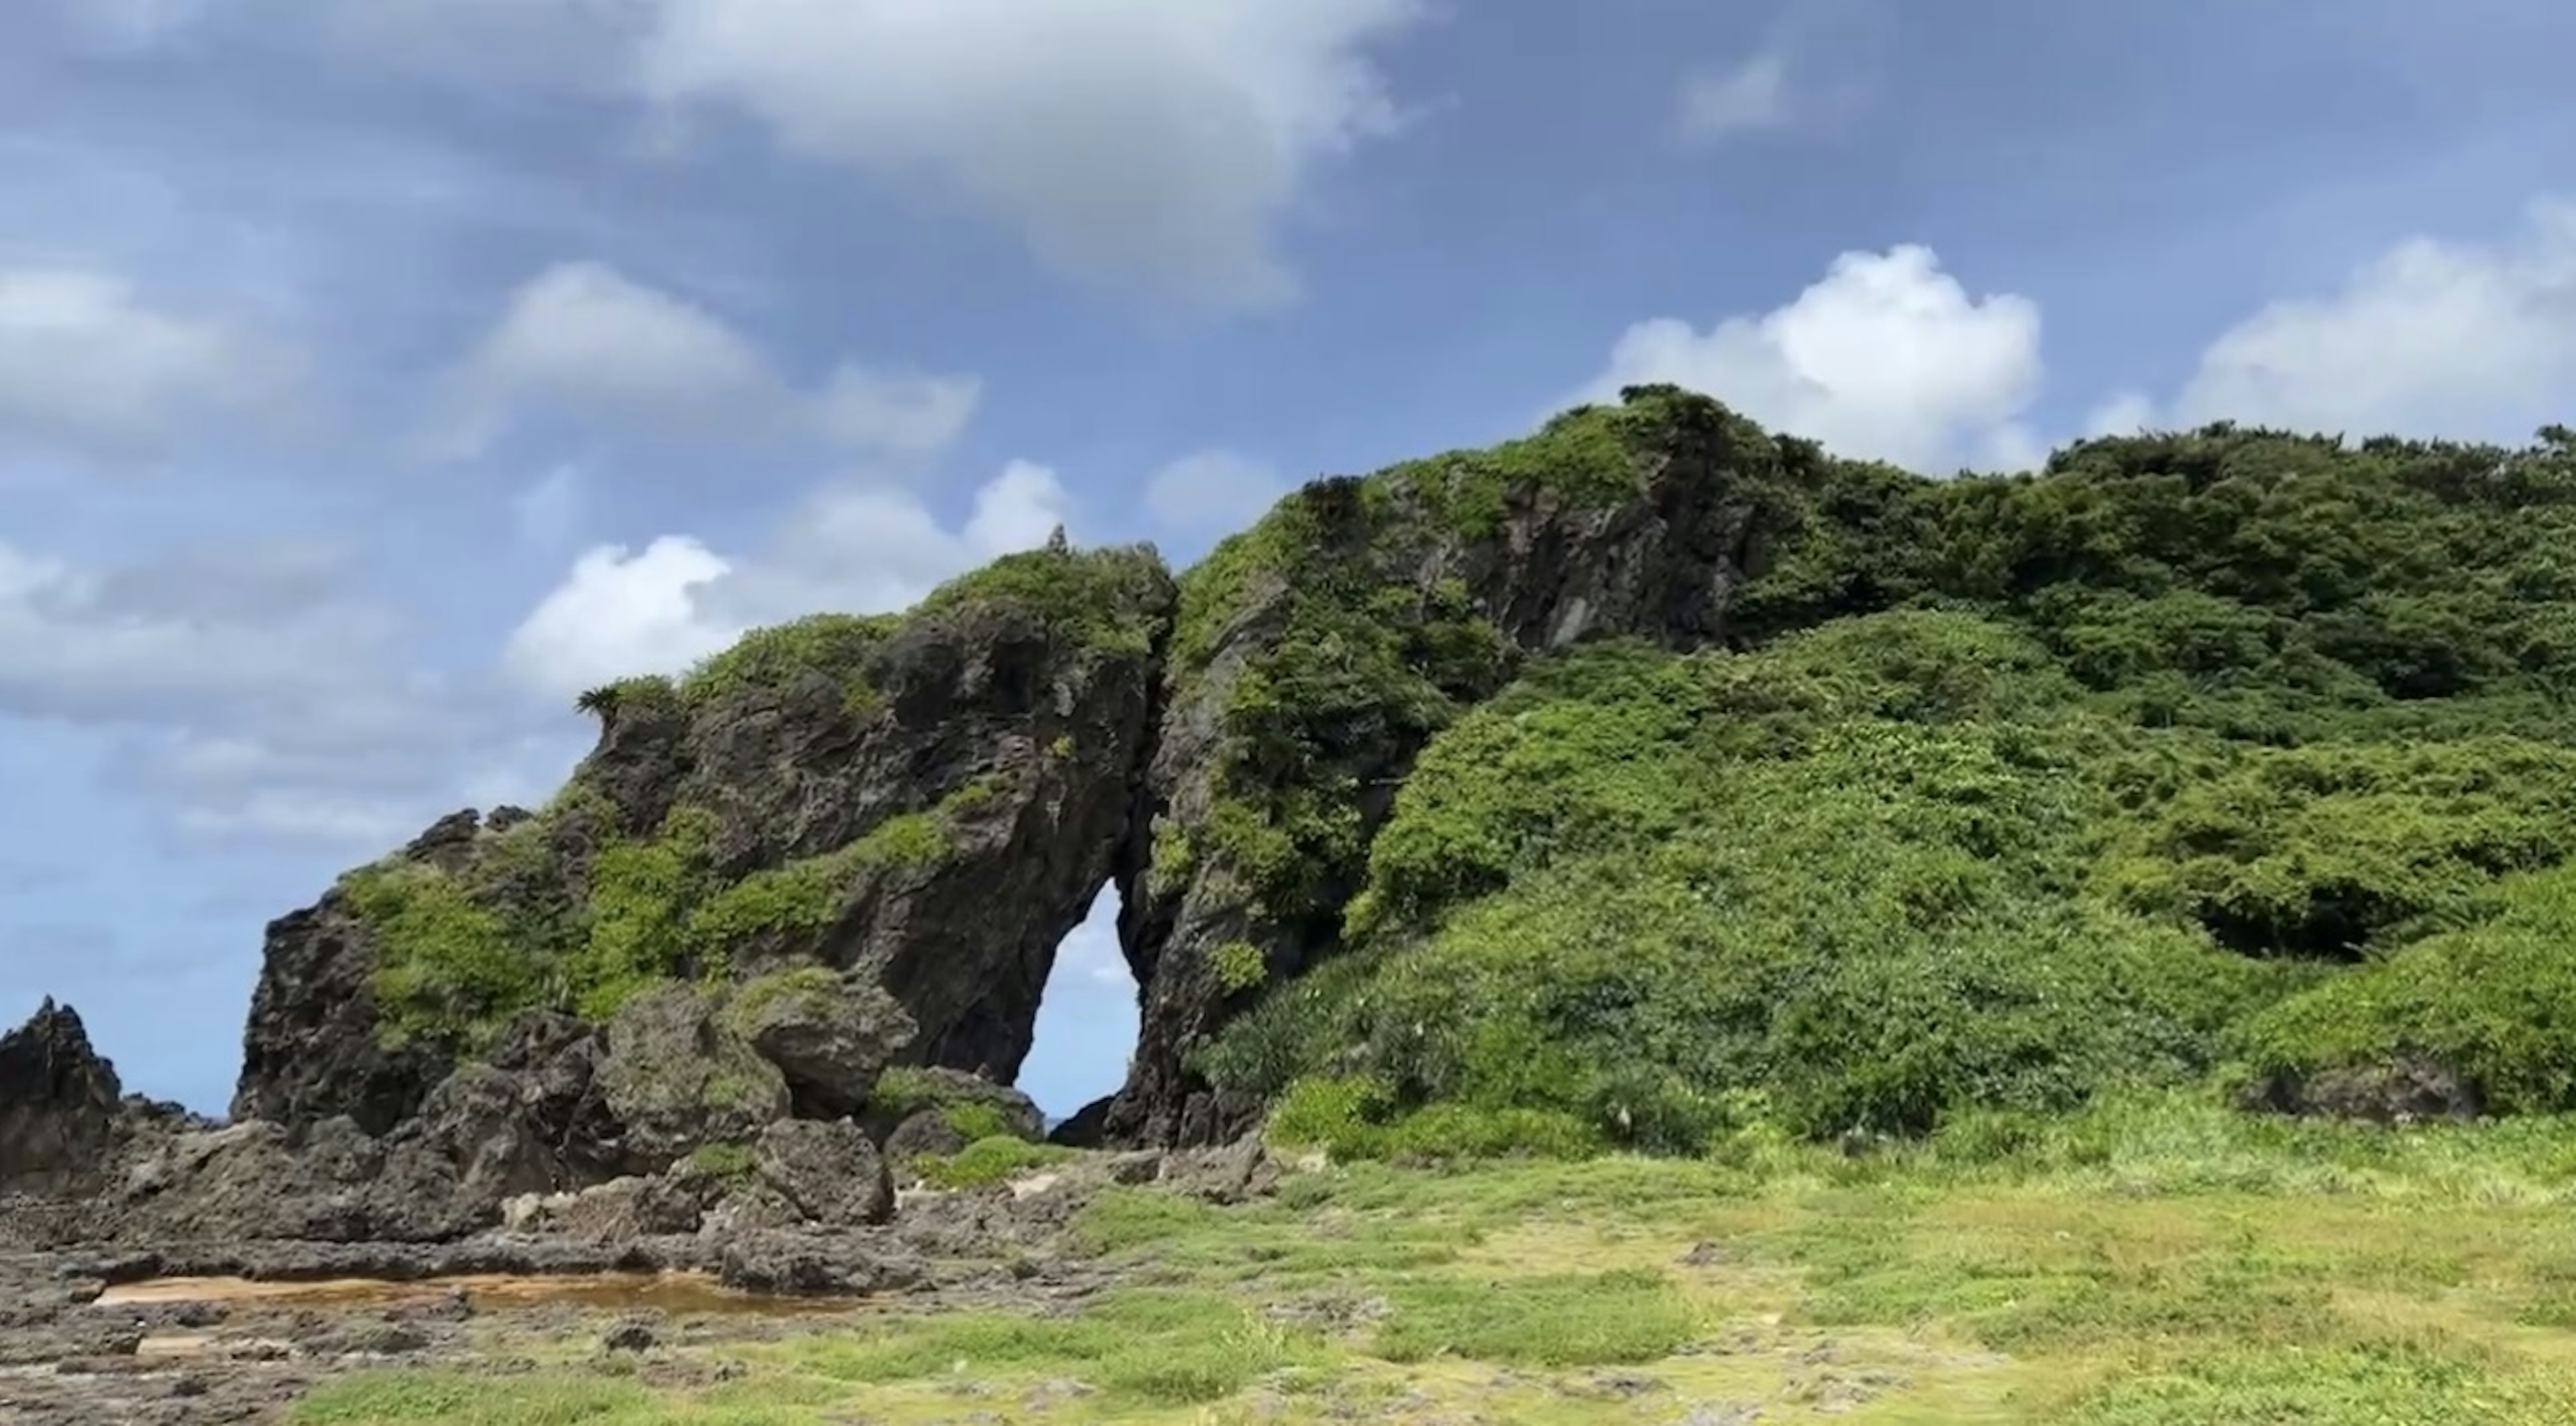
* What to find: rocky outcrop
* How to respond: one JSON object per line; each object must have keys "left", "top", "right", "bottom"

{"left": 229, "top": 544, "right": 1175, "bottom": 1147}
{"left": 0, "top": 1001, "right": 127, "bottom": 1196}
{"left": 730, "top": 969, "right": 918, "bottom": 1117}
{"left": 129, "top": 388, "right": 1835, "bottom": 1205}
{"left": 596, "top": 985, "right": 790, "bottom": 1165}
{"left": 1102, "top": 386, "right": 1827, "bottom": 1142}
{"left": 2247, "top": 1054, "right": 2485, "bottom": 1125}
{"left": 231, "top": 893, "right": 452, "bottom": 1137}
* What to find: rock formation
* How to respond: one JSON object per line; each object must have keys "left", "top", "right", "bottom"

{"left": 0, "top": 1000, "right": 129, "bottom": 1196}
{"left": 232, "top": 543, "right": 1176, "bottom": 1142}
{"left": 1100, "top": 387, "right": 1829, "bottom": 1142}
{"left": 203, "top": 386, "right": 1838, "bottom": 1174}
{"left": 11, "top": 387, "right": 1870, "bottom": 1254}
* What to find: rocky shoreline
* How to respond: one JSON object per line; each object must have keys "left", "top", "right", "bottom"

{"left": 0, "top": 1001, "right": 1291, "bottom": 1424}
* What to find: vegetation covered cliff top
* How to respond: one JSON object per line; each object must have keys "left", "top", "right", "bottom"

{"left": 310, "top": 382, "right": 2576, "bottom": 1160}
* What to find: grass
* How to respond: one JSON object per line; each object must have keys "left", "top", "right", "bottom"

{"left": 292, "top": 1093, "right": 2576, "bottom": 1424}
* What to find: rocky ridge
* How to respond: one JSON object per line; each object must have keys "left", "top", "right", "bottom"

{"left": 5, "top": 387, "right": 1849, "bottom": 1259}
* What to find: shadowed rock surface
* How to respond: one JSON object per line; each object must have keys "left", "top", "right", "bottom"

{"left": 229, "top": 543, "right": 1175, "bottom": 1160}
{"left": 0, "top": 1001, "right": 131, "bottom": 1197}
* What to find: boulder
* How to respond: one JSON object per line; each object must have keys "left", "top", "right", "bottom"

{"left": 861, "top": 1066, "right": 1044, "bottom": 1146}
{"left": 753, "top": 1118, "right": 893, "bottom": 1227}
{"left": 597, "top": 987, "right": 791, "bottom": 1166}
{"left": 729, "top": 969, "right": 916, "bottom": 1117}
{"left": 882, "top": 1111, "right": 969, "bottom": 1166}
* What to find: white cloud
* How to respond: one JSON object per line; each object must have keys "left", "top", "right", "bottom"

{"left": 0, "top": 266, "right": 299, "bottom": 459}
{"left": 2149, "top": 199, "right": 2576, "bottom": 441}
{"left": 814, "top": 366, "right": 983, "bottom": 456}
{"left": 1573, "top": 244, "right": 2045, "bottom": 472}
{"left": 0, "top": 534, "right": 523, "bottom": 849}
{"left": 1676, "top": 52, "right": 1791, "bottom": 144}
{"left": 1055, "top": 913, "right": 1132, "bottom": 989}
{"left": 2082, "top": 391, "right": 2158, "bottom": 439}
{"left": 501, "top": 460, "right": 1075, "bottom": 702}
{"left": 1144, "top": 449, "right": 1286, "bottom": 534}
{"left": 431, "top": 260, "right": 979, "bottom": 461}
{"left": 115, "top": 0, "right": 1432, "bottom": 312}
{"left": 501, "top": 536, "right": 737, "bottom": 702}
{"left": 631, "top": 0, "right": 1428, "bottom": 310}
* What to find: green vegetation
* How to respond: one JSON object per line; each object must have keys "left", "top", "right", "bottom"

{"left": 684, "top": 1141, "right": 756, "bottom": 1183}
{"left": 910, "top": 541, "right": 1171, "bottom": 659}
{"left": 866, "top": 1066, "right": 1036, "bottom": 1144}
{"left": 678, "top": 612, "right": 900, "bottom": 714}
{"left": 910, "top": 1134, "right": 1077, "bottom": 1189}
{"left": 1166, "top": 401, "right": 2576, "bottom": 1156}
{"left": 295, "top": 1097, "right": 2576, "bottom": 1423}
{"left": 1157, "top": 392, "right": 1805, "bottom": 948}
{"left": 357, "top": 784, "right": 981, "bottom": 1053}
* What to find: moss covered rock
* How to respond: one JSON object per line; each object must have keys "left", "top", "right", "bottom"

{"left": 232, "top": 543, "right": 1177, "bottom": 1138}
{"left": 596, "top": 985, "right": 790, "bottom": 1165}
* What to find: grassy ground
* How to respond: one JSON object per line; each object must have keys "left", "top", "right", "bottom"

{"left": 292, "top": 1095, "right": 2576, "bottom": 1424}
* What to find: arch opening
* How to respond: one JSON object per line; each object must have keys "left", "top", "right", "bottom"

{"left": 1016, "top": 883, "right": 1138, "bottom": 1134}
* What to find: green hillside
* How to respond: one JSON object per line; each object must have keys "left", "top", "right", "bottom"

{"left": 1201, "top": 405, "right": 2576, "bottom": 1157}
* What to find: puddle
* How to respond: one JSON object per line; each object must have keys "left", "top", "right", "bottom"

{"left": 97, "top": 1272, "right": 858, "bottom": 1317}
{"left": 136, "top": 1333, "right": 215, "bottom": 1359}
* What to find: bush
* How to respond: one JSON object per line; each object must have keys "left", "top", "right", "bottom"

{"left": 2241, "top": 861, "right": 2576, "bottom": 1112}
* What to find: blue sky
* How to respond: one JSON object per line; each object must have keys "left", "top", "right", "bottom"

{"left": 3, "top": 0, "right": 2571, "bottom": 1121}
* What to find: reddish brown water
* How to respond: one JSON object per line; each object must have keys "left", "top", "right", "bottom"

{"left": 96, "top": 1271, "right": 857, "bottom": 1317}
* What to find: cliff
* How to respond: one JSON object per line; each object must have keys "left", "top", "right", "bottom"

{"left": 90, "top": 388, "right": 2576, "bottom": 1198}
{"left": 235, "top": 542, "right": 1175, "bottom": 1138}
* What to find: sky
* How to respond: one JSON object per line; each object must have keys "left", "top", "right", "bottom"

{"left": 3, "top": 0, "right": 2571, "bottom": 1122}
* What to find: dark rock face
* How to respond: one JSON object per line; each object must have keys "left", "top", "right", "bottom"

{"left": 1105, "top": 390, "right": 1816, "bottom": 1143}
{"left": 1046, "top": 1094, "right": 1115, "bottom": 1149}
{"left": 230, "top": 894, "right": 451, "bottom": 1138}
{"left": 0, "top": 1000, "right": 127, "bottom": 1196}
{"left": 229, "top": 546, "right": 1176, "bottom": 1156}
{"left": 2248, "top": 1055, "right": 2485, "bottom": 1125}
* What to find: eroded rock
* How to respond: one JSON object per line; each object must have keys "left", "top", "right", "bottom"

{"left": 729, "top": 970, "right": 916, "bottom": 1117}
{"left": 753, "top": 1119, "right": 893, "bottom": 1228}
{"left": 0, "top": 1000, "right": 126, "bottom": 1197}
{"left": 596, "top": 986, "right": 790, "bottom": 1167}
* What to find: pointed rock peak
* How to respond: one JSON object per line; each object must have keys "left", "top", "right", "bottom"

{"left": 7, "top": 997, "right": 93, "bottom": 1055}
{"left": 1, "top": 995, "right": 127, "bottom": 1196}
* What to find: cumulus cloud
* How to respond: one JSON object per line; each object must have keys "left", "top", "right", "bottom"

{"left": 431, "top": 260, "right": 979, "bottom": 461}
{"left": 1572, "top": 244, "right": 2046, "bottom": 472}
{"left": 2110, "top": 199, "right": 2576, "bottom": 441}
{"left": 1676, "top": 52, "right": 1792, "bottom": 144}
{"left": 1142, "top": 449, "right": 1287, "bottom": 536}
{"left": 502, "top": 459, "right": 1075, "bottom": 702}
{"left": 0, "top": 266, "right": 300, "bottom": 460}
{"left": 0, "top": 533, "right": 545, "bottom": 849}
{"left": 500, "top": 536, "right": 738, "bottom": 702}
{"left": 112, "top": 0, "right": 1430, "bottom": 311}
